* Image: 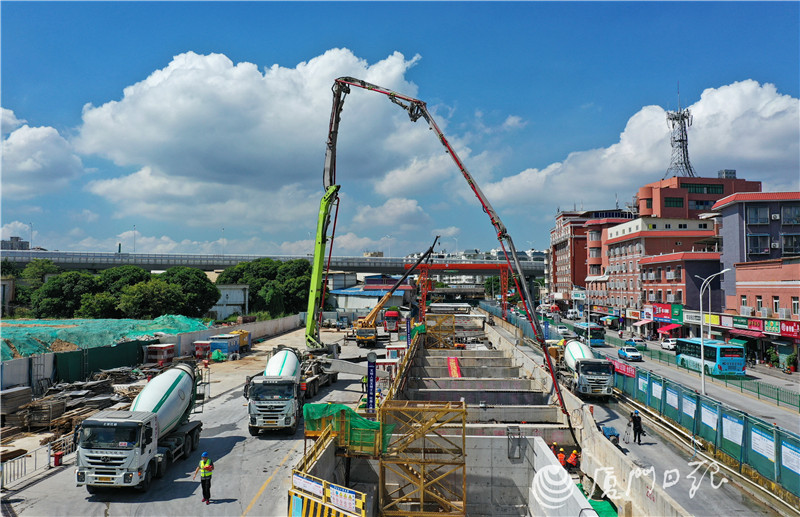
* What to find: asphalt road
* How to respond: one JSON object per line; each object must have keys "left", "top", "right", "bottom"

{"left": 2, "top": 328, "right": 367, "bottom": 517}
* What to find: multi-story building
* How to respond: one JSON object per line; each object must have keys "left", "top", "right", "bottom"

{"left": 710, "top": 192, "right": 800, "bottom": 309}
{"left": 549, "top": 208, "right": 634, "bottom": 309}
{"left": 1, "top": 236, "right": 30, "bottom": 251}
{"left": 637, "top": 172, "right": 761, "bottom": 219}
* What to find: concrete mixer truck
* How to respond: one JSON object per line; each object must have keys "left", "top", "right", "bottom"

{"left": 550, "top": 340, "right": 615, "bottom": 400}
{"left": 75, "top": 363, "right": 202, "bottom": 493}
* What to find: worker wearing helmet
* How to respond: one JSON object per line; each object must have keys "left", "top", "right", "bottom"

{"left": 630, "top": 410, "right": 644, "bottom": 445}
{"left": 566, "top": 450, "right": 580, "bottom": 472}
{"left": 550, "top": 441, "right": 558, "bottom": 456}
{"left": 557, "top": 448, "right": 566, "bottom": 467}
{"left": 193, "top": 451, "right": 214, "bottom": 504}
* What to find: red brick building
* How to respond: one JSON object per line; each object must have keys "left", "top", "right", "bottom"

{"left": 637, "top": 175, "right": 761, "bottom": 219}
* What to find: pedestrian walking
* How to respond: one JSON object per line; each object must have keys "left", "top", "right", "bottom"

{"left": 193, "top": 451, "right": 214, "bottom": 504}
{"left": 630, "top": 410, "right": 644, "bottom": 445}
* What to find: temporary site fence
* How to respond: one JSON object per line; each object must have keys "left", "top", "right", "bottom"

{"left": 0, "top": 434, "right": 75, "bottom": 490}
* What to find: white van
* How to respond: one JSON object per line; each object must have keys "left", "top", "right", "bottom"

{"left": 566, "top": 309, "right": 579, "bottom": 320}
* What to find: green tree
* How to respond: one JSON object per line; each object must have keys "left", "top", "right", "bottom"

{"left": 22, "top": 259, "right": 61, "bottom": 291}
{"left": 118, "top": 279, "right": 186, "bottom": 319}
{"left": 76, "top": 292, "right": 120, "bottom": 318}
{"left": 99, "top": 266, "right": 152, "bottom": 296}
{"left": 259, "top": 285, "right": 286, "bottom": 318}
{"left": 159, "top": 266, "right": 219, "bottom": 317}
{"left": 31, "top": 271, "right": 99, "bottom": 318}
{"left": 1, "top": 258, "right": 22, "bottom": 278}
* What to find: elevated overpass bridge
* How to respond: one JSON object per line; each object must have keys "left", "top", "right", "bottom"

{"left": 2, "top": 250, "right": 544, "bottom": 278}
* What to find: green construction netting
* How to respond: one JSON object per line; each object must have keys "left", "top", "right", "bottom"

{"left": 303, "top": 403, "right": 395, "bottom": 453}
{"left": 410, "top": 324, "right": 426, "bottom": 338}
{"left": 576, "top": 483, "right": 617, "bottom": 517}
{"left": 0, "top": 315, "right": 211, "bottom": 361}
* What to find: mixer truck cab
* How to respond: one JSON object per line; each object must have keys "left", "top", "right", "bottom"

{"left": 75, "top": 363, "right": 202, "bottom": 494}
{"left": 556, "top": 340, "right": 615, "bottom": 400}
{"left": 244, "top": 347, "right": 305, "bottom": 436}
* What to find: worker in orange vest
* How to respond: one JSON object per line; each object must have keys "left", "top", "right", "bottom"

{"left": 550, "top": 442, "right": 558, "bottom": 456}
{"left": 557, "top": 448, "right": 566, "bottom": 467}
{"left": 566, "top": 450, "right": 580, "bottom": 471}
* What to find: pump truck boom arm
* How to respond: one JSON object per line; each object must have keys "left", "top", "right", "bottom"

{"left": 324, "top": 77, "right": 575, "bottom": 439}
{"left": 305, "top": 184, "right": 341, "bottom": 350}
{"left": 355, "top": 236, "right": 439, "bottom": 331}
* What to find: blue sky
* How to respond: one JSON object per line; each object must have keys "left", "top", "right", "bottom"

{"left": 2, "top": 2, "right": 799, "bottom": 258}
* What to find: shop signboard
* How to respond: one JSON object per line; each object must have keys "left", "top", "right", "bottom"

{"left": 683, "top": 311, "right": 701, "bottom": 324}
{"left": 748, "top": 319, "right": 764, "bottom": 332}
{"left": 720, "top": 315, "right": 733, "bottom": 328}
{"left": 733, "top": 316, "right": 749, "bottom": 329}
{"left": 763, "top": 320, "right": 781, "bottom": 335}
{"left": 653, "top": 303, "right": 672, "bottom": 322}
{"left": 704, "top": 313, "right": 720, "bottom": 326}
{"left": 627, "top": 309, "right": 641, "bottom": 319}
{"left": 642, "top": 307, "right": 653, "bottom": 321}
{"left": 781, "top": 320, "right": 800, "bottom": 339}
{"left": 671, "top": 304, "right": 683, "bottom": 323}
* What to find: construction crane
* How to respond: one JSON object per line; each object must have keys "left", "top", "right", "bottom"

{"left": 354, "top": 237, "right": 439, "bottom": 348}
{"left": 309, "top": 76, "right": 576, "bottom": 441}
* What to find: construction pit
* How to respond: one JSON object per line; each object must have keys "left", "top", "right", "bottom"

{"left": 291, "top": 311, "right": 675, "bottom": 517}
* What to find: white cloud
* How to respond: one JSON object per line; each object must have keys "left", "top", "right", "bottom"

{"left": 71, "top": 209, "right": 99, "bottom": 223}
{"left": 86, "top": 166, "right": 320, "bottom": 233}
{"left": 74, "top": 49, "right": 425, "bottom": 191}
{"left": 1, "top": 122, "right": 85, "bottom": 199}
{"left": 502, "top": 115, "right": 527, "bottom": 131}
{"left": 1, "top": 221, "right": 34, "bottom": 241}
{"left": 483, "top": 80, "right": 799, "bottom": 212}
{"left": 2, "top": 108, "right": 25, "bottom": 136}
{"left": 352, "top": 198, "right": 431, "bottom": 231}
{"left": 432, "top": 226, "right": 460, "bottom": 238}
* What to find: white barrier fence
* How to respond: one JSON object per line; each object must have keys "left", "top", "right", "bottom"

{"left": 0, "top": 434, "right": 75, "bottom": 490}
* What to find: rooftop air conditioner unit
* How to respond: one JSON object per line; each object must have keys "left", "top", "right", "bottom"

{"left": 771, "top": 242, "right": 780, "bottom": 249}
{"left": 771, "top": 214, "right": 780, "bottom": 220}
{"left": 741, "top": 306, "right": 754, "bottom": 316}
{"left": 760, "top": 308, "right": 772, "bottom": 318}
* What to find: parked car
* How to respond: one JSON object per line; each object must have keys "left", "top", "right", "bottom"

{"left": 556, "top": 325, "right": 569, "bottom": 336}
{"left": 625, "top": 337, "right": 647, "bottom": 348}
{"left": 661, "top": 338, "right": 677, "bottom": 351}
{"left": 618, "top": 346, "right": 643, "bottom": 362}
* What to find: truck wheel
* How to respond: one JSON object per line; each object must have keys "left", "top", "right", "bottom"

{"left": 182, "top": 436, "right": 192, "bottom": 459}
{"left": 155, "top": 457, "right": 167, "bottom": 478}
{"left": 191, "top": 429, "right": 200, "bottom": 451}
{"left": 248, "top": 425, "right": 260, "bottom": 436}
{"left": 137, "top": 466, "right": 152, "bottom": 492}
{"left": 86, "top": 485, "right": 97, "bottom": 495}
{"left": 331, "top": 373, "right": 338, "bottom": 384}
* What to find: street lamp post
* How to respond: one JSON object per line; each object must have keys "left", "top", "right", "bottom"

{"left": 695, "top": 268, "right": 730, "bottom": 396}
{"left": 133, "top": 225, "right": 136, "bottom": 253}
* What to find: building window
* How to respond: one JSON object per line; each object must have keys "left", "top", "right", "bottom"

{"left": 773, "top": 296, "right": 780, "bottom": 313}
{"left": 678, "top": 223, "right": 688, "bottom": 229}
{"left": 665, "top": 197, "right": 684, "bottom": 208}
{"left": 657, "top": 289, "right": 663, "bottom": 302}
{"left": 747, "top": 235, "right": 770, "bottom": 254}
{"left": 682, "top": 183, "right": 724, "bottom": 195}
{"left": 783, "top": 234, "right": 800, "bottom": 254}
{"left": 676, "top": 290, "right": 683, "bottom": 304}
{"left": 756, "top": 296, "right": 763, "bottom": 311}
{"left": 740, "top": 295, "right": 747, "bottom": 307}
{"left": 665, "top": 224, "right": 672, "bottom": 229}
{"left": 648, "top": 224, "right": 657, "bottom": 229}
{"left": 698, "top": 223, "right": 708, "bottom": 229}
{"left": 675, "top": 266, "right": 682, "bottom": 280}
{"left": 645, "top": 199, "right": 652, "bottom": 209}
{"left": 689, "top": 199, "right": 714, "bottom": 211}
{"left": 793, "top": 297, "right": 799, "bottom": 315}
{"left": 747, "top": 206, "right": 769, "bottom": 224}
{"left": 782, "top": 205, "right": 800, "bottom": 224}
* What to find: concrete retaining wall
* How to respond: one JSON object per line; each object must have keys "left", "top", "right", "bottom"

{"left": 160, "top": 314, "right": 301, "bottom": 356}
{"left": 410, "top": 366, "right": 521, "bottom": 378}
{"left": 408, "top": 378, "right": 535, "bottom": 390}
{"left": 408, "top": 388, "right": 548, "bottom": 405}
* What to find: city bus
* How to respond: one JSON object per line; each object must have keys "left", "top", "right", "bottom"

{"left": 675, "top": 338, "right": 746, "bottom": 376}
{"left": 573, "top": 322, "right": 606, "bottom": 347}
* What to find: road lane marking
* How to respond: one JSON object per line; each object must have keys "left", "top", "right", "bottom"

{"left": 241, "top": 442, "right": 300, "bottom": 517}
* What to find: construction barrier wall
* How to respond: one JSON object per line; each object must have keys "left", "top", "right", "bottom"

{"left": 163, "top": 314, "right": 301, "bottom": 356}
{"left": 614, "top": 365, "right": 800, "bottom": 502}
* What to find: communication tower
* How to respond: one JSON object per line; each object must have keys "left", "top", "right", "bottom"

{"left": 664, "top": 98, "right": 697, "bottom": 178}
